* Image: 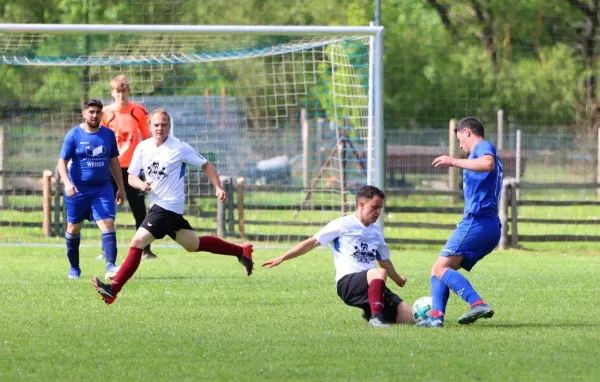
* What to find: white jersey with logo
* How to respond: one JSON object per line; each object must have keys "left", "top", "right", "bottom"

{"left": 128, "top": 136, "right": 207, "bottom": 214}
{"left": 314, "top": 214, "right": 391, "bottom": 284}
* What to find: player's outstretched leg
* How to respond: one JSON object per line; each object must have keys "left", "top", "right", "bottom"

{"left": 196, "top": 236, "right": 254, "bottom": 276}
{"left": 92, "top": 276, "right": 116, "bottom": 305}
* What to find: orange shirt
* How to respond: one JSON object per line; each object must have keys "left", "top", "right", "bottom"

{"left": 101, "top": 102, "right": 150, "bottom": 168}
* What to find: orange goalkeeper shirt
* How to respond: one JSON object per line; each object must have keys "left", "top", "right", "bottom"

{"left": 101, "top": 102, "right": 151, "bottom": 168}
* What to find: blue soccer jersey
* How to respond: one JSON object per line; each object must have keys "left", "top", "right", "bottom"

{"left": 59, "top": 125, "right": 119, "bottom": 188}
{"left": 462, "top": 140, "right": 503, "bottom": 217}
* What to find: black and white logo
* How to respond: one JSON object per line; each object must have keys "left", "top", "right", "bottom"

{"left": 351, "top": 242, "right": 378, "bottom": 263}
{"left": 147, "top": 161, "right": 167, "bottom": 181}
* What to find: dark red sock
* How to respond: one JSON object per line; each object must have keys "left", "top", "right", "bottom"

{"left": 197, "top": 236, "right": 243, "bottom": 256}
{"left": 368, "top": 279, "right": 386, "bottom": 316}
{"left": 111, "top": 247, "right": 143, "bottom": 294}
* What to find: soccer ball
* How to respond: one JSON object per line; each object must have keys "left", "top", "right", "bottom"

{"left": 411, "top": 296, "right": 433, "bottom": 323}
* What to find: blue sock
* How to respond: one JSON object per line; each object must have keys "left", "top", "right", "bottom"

{"left": 65, "top": 232, "right": 80, "bottom": 269}
{"left": 101, "top": 231, "right": 117, "bottom": 266}
{"left": 431, "top": 275, "right": 450, "bottom": 318}
{"left": 441, "top": 269, "right": 484, "bottom": 307}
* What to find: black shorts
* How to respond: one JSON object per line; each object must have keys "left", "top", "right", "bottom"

{"left": 141, "top": 204, "right": 193, "bottom": 240}
{"left": 336, "top": 270, "right": 403, "bottom": 323}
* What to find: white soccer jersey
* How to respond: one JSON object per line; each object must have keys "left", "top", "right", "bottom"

{"left": 314, "top": 214, "right": 391, "bottom": 284}
{"left": 128, "top": 136, "right": 207, "bottom": 214}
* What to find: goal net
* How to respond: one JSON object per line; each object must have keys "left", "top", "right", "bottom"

{"left": 0, "top": 24, "right": 382, "bottom": 244}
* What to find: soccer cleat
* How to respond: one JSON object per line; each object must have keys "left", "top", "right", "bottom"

{"left": 416, "top": 317, "right": 444, "bottom": 328}
{"left": 457, "top": 304, "right": 494, "bottom": 325}
{"left": 361, "top": 310, "right": 371, "bottom": 322}
{"left": 92, "top": 276, "right": 116, "bottom": 305}
{"left": 142, "top": 249, "right": 158, "bottom": 260}
{"left": 368, "top": 314, "right": 391, "bottom": 328}
{"left": 105, "top": 263, "right": 120, "bottom": 281}
{"left": 68, "top": 267, "right": 81, "bottom": 279}
{"left": 237, "top": 243, "right": 254, "bottom": 276}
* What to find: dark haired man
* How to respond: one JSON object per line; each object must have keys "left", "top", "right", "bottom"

{"left": 417, "top": 117, "right": 503, "bottom": 328}
{"left": 263, "top": 185, "right": 413, "bottom": 328}
{"left": 57, "top": 99, "right": 125, "bottom": 280}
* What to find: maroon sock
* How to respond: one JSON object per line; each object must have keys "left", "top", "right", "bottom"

{"left": 111, "top": 247, "right": 143, "bottom": 294}
{"left": 197, "top": 236, "right": 243, "bottom": 256}
{"left": 368, "top": 279, "right": 386, "bottom": 316}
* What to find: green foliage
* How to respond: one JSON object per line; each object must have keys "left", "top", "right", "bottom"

{"left": 0, "top": 0, "right": 598, "bottom": 131}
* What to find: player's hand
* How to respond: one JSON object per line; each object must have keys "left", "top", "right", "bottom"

{"left": 140, "top": 180, "right": 152, "bottom": 192}
{"left": 64, "top": 183, "right": 78, "bottom": 197}
{"left": 432, "top": 155, "right": 455, "bottom": 168}
{"left": 215, "top": 188, "right": 227, "bottom": 202}
{"left": 262, "top": 256, "right": 284, "bottom": 268}
{"left": 396, "top": 275, "right": 407, "bottom": 287}
{"left": 116, "top": 189, "right": 125, "bottom": 206}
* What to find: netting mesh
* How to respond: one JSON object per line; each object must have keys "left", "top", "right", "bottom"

{"left": 0, "top": 29, "right": 375, "bottom": 244}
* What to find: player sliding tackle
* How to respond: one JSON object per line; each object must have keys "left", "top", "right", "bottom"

{"left": 263, "top": 185, "right": 414, "bottom": 328}
{"left": 92, "top": 109, "right": 253, "bottom": 305}
{"left": 417, "top": 117, "right": 503, "bottom": 328}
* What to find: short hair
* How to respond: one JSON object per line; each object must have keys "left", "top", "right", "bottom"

{"left": 149, "top": 108, "right": 171, "bottom": 124}
{"left": 110, "top": 74, "right": 131, "bottom": 91}
{"left": 455, "top": 117, "right": 485, "bottom": 138}
{"left": 356, "top": 185, "right": 385, "bottom": 206}
{"left": 83, "top": 99, "right": 103, "bottom": 110}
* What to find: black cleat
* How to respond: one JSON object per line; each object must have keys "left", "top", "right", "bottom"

{"left": 237, "top": 243, "right": 254, "bottom": 276}
{"left": 92, "top": 276, "right": 116, "bottom": 305}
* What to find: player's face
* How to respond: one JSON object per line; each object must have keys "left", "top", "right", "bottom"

{"left": 456, "top": 129, "right": 471, "bottom": 154}
{"left": 82, "top": 106, "right": 102, "bottom": 129}
{"left": 150, "top": 113, "right": 171, "bottom": 144}
{"left": 110, "top": 86, "right": 130, "bottom": 104}
{"left": 359, "top": 195, "right": 384, "bottom": 225}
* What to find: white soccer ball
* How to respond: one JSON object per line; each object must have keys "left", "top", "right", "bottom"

{"left": 411, "top": 296, "right": 433, "bottom": 323}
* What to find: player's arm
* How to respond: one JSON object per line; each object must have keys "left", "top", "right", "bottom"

{"left": 201, "top": 162, "right": 226, "bottom": 202}
{"left": 135, "top": 106, "right": 151, "bottom": 140}
{"left": 57, "top": 133, "right": 77, "bottom": 196}
{"left": 262, "top": 237, "right": 321, "bottom": 268}
{"left": 432, "top": 154, "right": 494, "bottom": 172}
{"left": 377, "top": 259, "right": 407, "bottom": 287}
{"left": 127, "top": 145, "right": 151, "bottom": 191}
{"left": 109, "top": 157, "right": 125, "bottom": 205}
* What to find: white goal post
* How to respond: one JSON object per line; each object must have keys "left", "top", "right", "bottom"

{"left": 0, "top": 23, "right": 384, "bottom": 244}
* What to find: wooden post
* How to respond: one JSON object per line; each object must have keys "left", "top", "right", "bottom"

{"left": 448, "top": 119, "right": 460, "bottom": 204}
{"left": 54, "top": 167, "right": 63, "bottom": 237}
{"left": 226, "top": 179, "right": 235, "bottom": 236}
{"left": 597, "top": 126, "right": 600, "bottom": 199}
{"left": 236, "top": 177, "right": 245, "bottom": 239}
{"left": 515, "top": 129, "right": 521, "bottom": 200}
{"left": 498, "top": 178, "right": 510, "bottom": 250}
{"left": 0, "top": 125, "right": 8, "bottom": 207}
{"left": 216, "top": 176, "right": 231, "bottom": 237}
{"left": 301, "top": 108, "right": 313, "bottom": 205}
{"left": 42, "top": 170, "right": 53, "bottom": 237}
{"left": 510, "top": 179, "right": 519, "bottom": 248}
{"left": 497, "top": 109, "right": 504, "bottom": 151}
{"left": 220, "top": 87, "right": 226, "bottom": 129}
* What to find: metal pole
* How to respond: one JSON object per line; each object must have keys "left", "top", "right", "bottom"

{"left": 375, "top": 0, "right": 381, "bottom": 26}
{"left": 497, "top": 109, "right": 504, "bottom": 151}
{"left": 374, "top": 28, "right": 385, "bottom": 228}
{"left": 367, "top": 22, "right": 375, "bottom": 185}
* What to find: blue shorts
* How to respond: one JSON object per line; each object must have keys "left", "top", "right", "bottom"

{"left": 441, "top": 215, "right": 501, "bottom": 271}
{"left": 65, "top": 183, "right": 116, "bottom": 224}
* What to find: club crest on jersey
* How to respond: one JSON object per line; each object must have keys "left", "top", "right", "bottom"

{"left": 351, "top": 242, "right": 378, "bottom": 263}
{"left": 147, "top": 161, "right": 167, "bottom": 180}
{"left": 85, "top": 145, "right": 106, "bottom": 157}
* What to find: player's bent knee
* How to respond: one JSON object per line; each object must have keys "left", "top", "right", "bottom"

{"left": 395, "top": 301, "right": 414, "bottom": 324}
{"left": 366, "top": 267, "right": 387, "bottom": 282}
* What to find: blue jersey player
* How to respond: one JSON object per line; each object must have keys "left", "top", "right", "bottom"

{"left": 57, "top": 99, "right": 125, "bottom": 280}
{"left": 417, "top": 117, "right": 503, "bottom": 328}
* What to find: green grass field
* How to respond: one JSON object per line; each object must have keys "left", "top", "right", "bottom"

{"left": 1, "top": 245, "right": 599, "bottom": 380}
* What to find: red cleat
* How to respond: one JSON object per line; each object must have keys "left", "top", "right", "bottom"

{"left": 238, "top": 243, "right": 254, "bottom": 276}
{"left": 92, "top": 276, "right": 116, "bottom": 305}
